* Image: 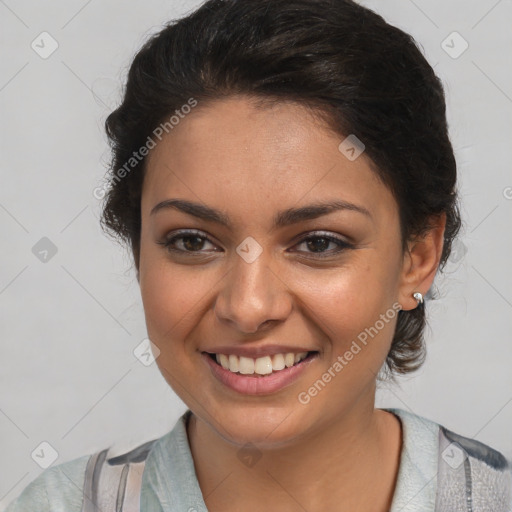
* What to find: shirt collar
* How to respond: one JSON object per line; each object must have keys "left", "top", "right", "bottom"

{"left": 141, "top": 407, "right": 439, "bottom": 512}
{"left": 384, "top": 407, "right": 439, "bottom": 512}
{"left": 141, "top": 409, "right": 209, "bottom": 512}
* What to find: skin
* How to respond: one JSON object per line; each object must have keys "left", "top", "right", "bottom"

{"left": 137, "top": 95, "right": 446, "bottom": 512}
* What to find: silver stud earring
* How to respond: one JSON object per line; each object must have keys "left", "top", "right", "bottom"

{"left": 413, "top": 292, "right": 424, "bottom": 306}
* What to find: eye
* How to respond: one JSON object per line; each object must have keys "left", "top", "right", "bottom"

{"left": 292, "top": 232, "right": 353, "bottom": 258}
{"left": 157, "top": 229, "right": 218, "bottom": 254}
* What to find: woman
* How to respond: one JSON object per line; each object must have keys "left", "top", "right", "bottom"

{"left": 6, "top": 0, "right": 512, "bottom": 511}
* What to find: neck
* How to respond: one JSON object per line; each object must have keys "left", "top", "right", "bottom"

{"left": 186, "top": 400, "right": 402, "bottom": 512}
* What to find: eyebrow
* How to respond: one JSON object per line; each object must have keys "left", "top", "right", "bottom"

{"left": 150, "top": 198, "right": 372, "bottom": 229}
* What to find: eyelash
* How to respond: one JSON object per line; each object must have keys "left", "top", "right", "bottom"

{"left": 157, "top": 229, "right": 353, "bottom": 259}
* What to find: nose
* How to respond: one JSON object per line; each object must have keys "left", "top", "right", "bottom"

{"left": 214, "top": 251, "right": 292, "bottom": 334}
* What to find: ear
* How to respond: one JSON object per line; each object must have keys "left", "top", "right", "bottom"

{"left": 397, "top": 213, "right": 446, "bottom": 311}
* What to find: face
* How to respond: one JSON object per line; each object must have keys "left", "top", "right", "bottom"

{"left": 138, "top": 96, "right": 408, "bottom": 447}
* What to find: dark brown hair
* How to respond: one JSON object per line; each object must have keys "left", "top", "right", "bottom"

{"left": 100, "top": 0, "right": 462, "bottom": 380}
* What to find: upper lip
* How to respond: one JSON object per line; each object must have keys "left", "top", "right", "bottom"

{"left": 202, "top": 344, "right": 317, "bottom": 358}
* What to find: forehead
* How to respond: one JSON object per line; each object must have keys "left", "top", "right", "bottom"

{"left": 141, "top": 96, "right": 395, "bottom": 227}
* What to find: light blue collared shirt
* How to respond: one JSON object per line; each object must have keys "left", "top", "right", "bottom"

{"left": 2, "top": 407, "right": 447, "bottom": 512}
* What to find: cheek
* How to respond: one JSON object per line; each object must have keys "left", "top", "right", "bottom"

{"left": 139, "top": 264, "right": 208, "bottom": 385}
{"left": 139, "top": 255, "right": 199, "bottom": 340}
{"left": 290, "top": 256, "right": 399, "bottom": 360}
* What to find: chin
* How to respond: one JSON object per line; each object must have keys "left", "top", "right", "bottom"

{"left": 208, "top": 404, "right": 311, "bottom": 449}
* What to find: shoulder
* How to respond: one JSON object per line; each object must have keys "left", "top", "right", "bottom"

{"left": 437, "top": 423, "right": 512, "bottom": 510}
{"left": 4, "top": 439, "right": 158, "bottom": 512}
{"left": 386, "top": 407, "right": 512, "bottom": 510}
{"left": 4, "top": 454, "right": 90, "bottom": 512}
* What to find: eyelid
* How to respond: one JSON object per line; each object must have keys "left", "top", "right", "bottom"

{"left": 158, "top": 228, "right": 218, "bottom": 252}
{"left": 292, "top": 230, "right": 352, "bottom": 245}
{"left": 292, "top": 231, "right": 354, "bottom": 258}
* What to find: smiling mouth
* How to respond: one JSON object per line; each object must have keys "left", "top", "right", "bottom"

{"left": 205, "top": 351, "right": 319, "bottom": 377}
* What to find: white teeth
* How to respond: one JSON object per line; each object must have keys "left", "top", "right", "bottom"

{"left": 298, "top": 351, "right": 308, "bottom": 361}
{"left": 238, "top": 356, "right": 254, "bottom": 374}
{"left": 272, "top": 353, "right": 285, "bottom": 371}
{"left": 228, "top": 354, "right": 239, "bottom": 372}
{"left": 254, "top": 356, "right": 273, "bottom": 375}
{"left": 213, "top": 351, "right": 310, "bottom": 375}
{"left": 284, "top": 353, "right": 295, "bottom": 367}
{"left": 219, "top": 354, "right": 230, "bottom": 370}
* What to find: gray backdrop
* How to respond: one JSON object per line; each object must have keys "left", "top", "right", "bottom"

{"left": 1, "top": 0, "right": 511, "bottom": 508}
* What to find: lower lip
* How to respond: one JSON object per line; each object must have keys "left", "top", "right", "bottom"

{"left": 202, "top": 352, "right": 318, "bottom": 395}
